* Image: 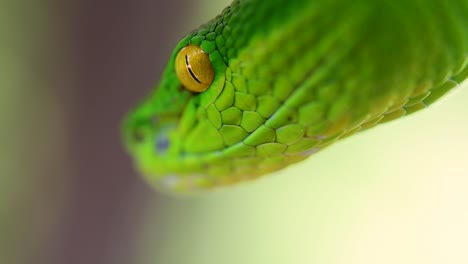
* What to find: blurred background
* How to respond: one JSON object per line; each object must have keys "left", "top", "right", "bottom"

{"left": 1, "top": 0, "right": 467, "bottom": 263}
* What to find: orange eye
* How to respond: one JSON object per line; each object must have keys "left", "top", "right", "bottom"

{"left": 175, "top": 45, "right": 214, "bottom": 93}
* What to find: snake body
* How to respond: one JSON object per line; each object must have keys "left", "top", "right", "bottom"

{"left": 124, "top": 0, "right": 468, "bottom": 193}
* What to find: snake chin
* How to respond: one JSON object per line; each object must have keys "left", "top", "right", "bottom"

{"left": 154, "top": 173, "right": 212, "bottom": 193}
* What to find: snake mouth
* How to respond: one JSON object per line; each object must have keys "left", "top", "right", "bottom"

{"left": 151, "top": 173, "right": 214, "bottom": 193}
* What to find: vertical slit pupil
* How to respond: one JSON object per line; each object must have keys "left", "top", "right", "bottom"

{"left": 185, "top": 55, "right": 202, "bottom": 84}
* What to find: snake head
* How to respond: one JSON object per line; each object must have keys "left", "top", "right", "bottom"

{"left": 124, "top": 32, "right": 262, "bottom": 193}
{"left": 123, "top": 22, "right": 316, "bottom": 193}
{"left": 122, "top": 3, "right": 356, "bottom": 193}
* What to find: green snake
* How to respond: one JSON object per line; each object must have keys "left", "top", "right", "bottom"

{"left": 123, "top": 0, "right": 468, "bottom": 193}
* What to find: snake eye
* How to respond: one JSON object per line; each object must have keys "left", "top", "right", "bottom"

{"left": 175, "top": 45, "right": 214, "bottom": 93}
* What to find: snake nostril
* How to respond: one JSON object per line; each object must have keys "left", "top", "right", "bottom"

{"left": 131, "top": 127, "right": 146, "bottom": 144}
{"left": 151, "top": 115, "right": 160, "bottom": 125}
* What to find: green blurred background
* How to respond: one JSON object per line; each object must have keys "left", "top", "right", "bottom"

{"left": 1, "top": 0, "right": 467, "bottom": 263}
